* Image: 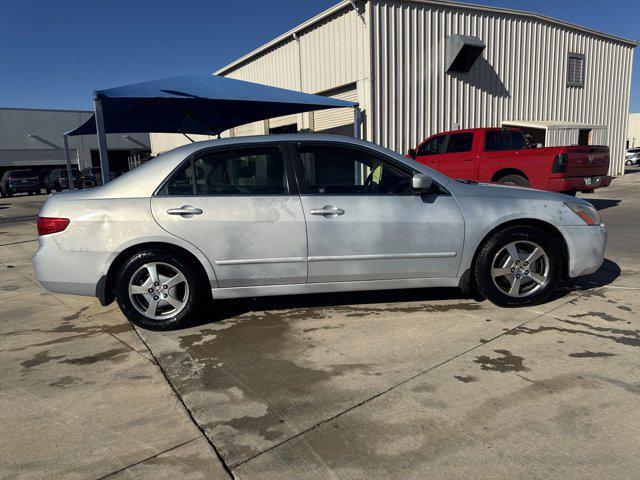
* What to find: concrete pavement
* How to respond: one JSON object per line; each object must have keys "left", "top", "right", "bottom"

{"left": 1, "top": 170, "right": 639, "bottom": 479}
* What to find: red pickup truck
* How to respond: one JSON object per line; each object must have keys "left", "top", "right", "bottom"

{"left": 409, "top": 127, "right": 611, "bottom": 194}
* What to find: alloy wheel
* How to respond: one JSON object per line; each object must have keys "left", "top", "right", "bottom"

{"left": 128, "top": 262, "right": 189, "bottom": 320}
{"left": 490, "top": 241, "right": 550, "bottom": 298}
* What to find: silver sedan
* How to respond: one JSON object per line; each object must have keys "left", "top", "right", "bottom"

{"left": 33, "top": 135, "right": 606, "bottom": 329}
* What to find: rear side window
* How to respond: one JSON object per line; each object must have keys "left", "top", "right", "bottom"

{"left": 158, "top": 145, "right": 287, "bottom": 196}
{"left": 445, "top": 133, "right": 473, "bottom": 153}
{"left": 159, "top": 161, "right": 195, "bottom": 195}
{"left": 195, "top": 146, "right": 286, "bottom": 195}
{"left": 485, "top": 130, "right": 526, "bottom": 151}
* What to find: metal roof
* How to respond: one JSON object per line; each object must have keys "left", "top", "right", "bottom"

{"left": 215, "top": 0, "right": 637, "bottom": 75}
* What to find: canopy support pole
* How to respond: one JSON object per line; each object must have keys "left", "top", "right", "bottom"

{"left": 353, "top": 105, "right": 362, "bottom": 139}
{"left": 62, "top": 134, "right": 75, "bottom": 191}
{"left": 94, "top": 96, "right": 110, "bottom": 185}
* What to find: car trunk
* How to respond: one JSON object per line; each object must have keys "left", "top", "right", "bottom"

{"left": 565, "top": 146, "right": 609, "bottom": 177}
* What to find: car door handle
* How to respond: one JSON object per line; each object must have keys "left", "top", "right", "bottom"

{"left": 167, "top": 205, "right": 203, "bottom": 216}
{"left": 310, "top": 205, "right": 345, "bottom": 217}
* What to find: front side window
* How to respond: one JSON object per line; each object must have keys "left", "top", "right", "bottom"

{"left": 158, "top": 145, "right": 287, "bottom": 196}
{"left": 417, "top": 135, "right": 447, "bottom": 156}
{"left": 297, "top": 144, "right": 413, "bottom": 195}
{"left": 485, "top": 130, "right": 526, "bottom": 151}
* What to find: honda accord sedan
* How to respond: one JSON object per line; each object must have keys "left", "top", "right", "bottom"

{"left": 33, "top": 135, "right": 606, "bottom": 329}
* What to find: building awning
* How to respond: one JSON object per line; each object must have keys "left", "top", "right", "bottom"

{"left": 66, "top": 74, "right": 357, "bottom": 137}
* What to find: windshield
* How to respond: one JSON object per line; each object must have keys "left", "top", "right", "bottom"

{"left": 9, "top": 170, "right": 35, "bottom": 178}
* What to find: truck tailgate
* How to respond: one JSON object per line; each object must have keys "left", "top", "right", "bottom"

{"left": 565, "top": 146, "right": 609, "bottom": 177}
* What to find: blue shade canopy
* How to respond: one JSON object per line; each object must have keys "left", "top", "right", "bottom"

{"left": 66, "top": 74, "right": 357, "bottom": 136}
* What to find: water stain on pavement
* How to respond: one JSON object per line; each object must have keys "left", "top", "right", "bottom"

{"left": 20, "top": 350, "right": 65, "bottom": 368}
{"left": 568, "top": 351, "right": 617, "bottom": 358}
{"left": 49, "top": 376, "right": 93, "bottom": 388}
{"left": 61, "top": 347, "right": 130, "bottom": 366}
{"left": 569, "top": 311, "right": 624, "bottom": 322}
{"left": 474, "top": 349, "right": 528, "bottom": 373}
{"left": 507, "top": 318, "right": 640, "bottom": 347}
{"left": 151, "top": 311, "right": 385, "bottom": 464}
{"left": 454, "top": 375, "right": 477, "bottom": 383}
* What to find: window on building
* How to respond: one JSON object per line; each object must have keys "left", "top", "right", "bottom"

{"left": 567, "top": 53, "right": 585, "bottom": 87}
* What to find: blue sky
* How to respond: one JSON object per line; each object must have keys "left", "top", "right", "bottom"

{"left": 1, "top": 0, "right": 638, "bottom": 111}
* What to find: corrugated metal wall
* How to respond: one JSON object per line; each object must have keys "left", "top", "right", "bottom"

{"left": 369, "top": 0, "right": 635, "bottom": 175}
{"left": 221, "top": 4, "right": 370, "bottom": 137}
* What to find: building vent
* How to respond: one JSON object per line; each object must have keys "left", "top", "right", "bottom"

{"left": 445, "top": 34, "right": 486, "bottom": 73}
{"left": 567, "top": 53, "right": 585, "bottom": 87}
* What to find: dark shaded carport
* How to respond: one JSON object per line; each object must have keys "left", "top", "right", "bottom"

{"left": 65, "top": 74, "right": 359, "bottom": 186}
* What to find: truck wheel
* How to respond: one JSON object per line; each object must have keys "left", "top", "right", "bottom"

{"left": 497, "top": 174, "right": 530, "bottom": 187}
{"left": 474, "top": 225, "right": 562, "bottom": 308}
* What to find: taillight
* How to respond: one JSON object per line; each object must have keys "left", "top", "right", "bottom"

{"left": 37, "top": 217, "right": 70, "bottom": 236}
{"left": 552, "top": 153, "right": 568, "bottom": 173}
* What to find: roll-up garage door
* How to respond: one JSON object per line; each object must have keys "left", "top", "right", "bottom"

{"left": 314, "top": 84, "right": 357, "bottom": 135}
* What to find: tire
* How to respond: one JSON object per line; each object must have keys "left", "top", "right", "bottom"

{"left": 115, "top": 249, "right": 204, "bottom": 329}
{"left": 5, "top": 189, "right": 12, "bottom": 198}
{"left": 45, "top": 187, "right": 51, "bottom": 194}
{"left": 474, "top": 225, "right": 562, "bottom": 308}
{"left": 496, "top": 174, "right": 530, "bottom": 187}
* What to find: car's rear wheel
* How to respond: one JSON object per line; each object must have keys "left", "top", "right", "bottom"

{"left": 474, "top": 225, "right": 562, "bottom": 307}
{"left": 115, "top": 249, "right": 203, "bottom": 329}
{"left": 496, "top": 174, "right": 530, "bottom": 187}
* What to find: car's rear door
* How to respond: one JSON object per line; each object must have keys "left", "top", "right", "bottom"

{"left": 291, "top": 141, "right": 464, "bottom": 283}
{"left": 151, "top": 142, "right": 308, "bottom": 288}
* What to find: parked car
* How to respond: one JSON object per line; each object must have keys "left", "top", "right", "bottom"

{"left": 0, "top": 169, "right": 40, "bottom": 197}
{"left": 409, "top": 128, "right": 611, "bottom": 195}
{"left": 625, "top": 148, "right": 640, "bottom": 166}
{"left": 79, "top": 167, "right": 122, "bottom": 189}
{"left": 44, "top": 167, "right": 81, "bottom": 193}
{"left": 33, "top": 135, "right": 606, "bottom": 329}
{"left": 37, "top": 169, "right": 51, "bottom": 191}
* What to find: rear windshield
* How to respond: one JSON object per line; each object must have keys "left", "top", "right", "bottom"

{"left": 9, "top": 170, "right": 35, "bottom": 178}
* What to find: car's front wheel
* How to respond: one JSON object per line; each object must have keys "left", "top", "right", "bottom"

{"left": 115, "top": 249, "right": 203, "bottom": 329}
{"left": 474, "top": 225, "right": 562, "bottom": 307}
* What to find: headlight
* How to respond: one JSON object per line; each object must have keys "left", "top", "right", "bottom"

{"left": 564, "top": 202, "right": 602, "bottom": 226}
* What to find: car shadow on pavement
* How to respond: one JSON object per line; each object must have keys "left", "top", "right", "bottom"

{"left": 559, "top": 258, "right": 621, "bottom": 293}
{"left": 584, "top": 198, "right": 621, "bottom": 211}
{"left": 181, "top": 287, "right": 472, "bottom": 329}
{"left": 173, "top": 259, "right": 620, "bottom": 329}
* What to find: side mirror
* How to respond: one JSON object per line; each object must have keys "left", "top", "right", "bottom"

{"left": 412, "top": 173, "right": 433, "bottom": 192}
{"left": 408, "top": 148, "right": 417, "bottom": 159}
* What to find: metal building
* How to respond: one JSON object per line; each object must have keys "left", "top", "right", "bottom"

{"left": 0, "top": 107, "right": 150, "bottom": 175}
{"left": 151, "top": 0, "right": 636, "bottom": 175}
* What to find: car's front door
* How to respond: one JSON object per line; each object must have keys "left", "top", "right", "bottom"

{"left": 291, "top": 142, "right": 464, "bottom": 283}
{"left": 433, "top": 132, "right": 476, "bottom": 179}
{"left": 151, "top": 143, "right": 307, "bottom": 288}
